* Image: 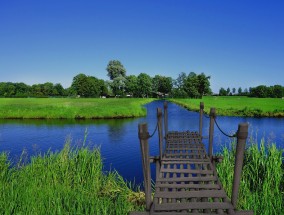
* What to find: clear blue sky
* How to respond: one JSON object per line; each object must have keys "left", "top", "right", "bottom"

{"left": 0, "top": 0, "right": 283, "bottom": 93}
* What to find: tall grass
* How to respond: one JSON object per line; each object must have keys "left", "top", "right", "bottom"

{"left": 0, "top": 139, "right": 144, "bottom": 214}
{"left": 0, "top": 98, "right": 155, "bottom": 119}
{"left": 216, "top": 139, "right": 284, "bottom": 214}
{"left": 170, "top": 96, "right": 284, "bottom": 117}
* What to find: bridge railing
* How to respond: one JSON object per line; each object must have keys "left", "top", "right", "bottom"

{"left": 137, "top": 101, "right": 250, "bottom": 213}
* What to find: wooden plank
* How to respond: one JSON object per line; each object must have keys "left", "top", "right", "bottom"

{"left": 160, "top": 168, "right": 214, "bottom": 175}
{"left": 155, "top": 183, "right": 220, "bottom": 190}
{"left": 155, "top": 190, "right": 227, "bottom": 198}
{"left": 156, "top": 176, "right": 218, "bottom": 182}
{"left": 161, "top": 160, "right": 211, "bottom": 164}
{"left": 154, "top": 202, "right": 234, "bottom": 211}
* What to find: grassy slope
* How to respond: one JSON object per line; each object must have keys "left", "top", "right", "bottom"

{"left": 0, "top": 98, "right": 155, "bottom": 119}
{"left": 0, "top": 142, "right": 144, "bottom": 215}
{"left": 216, "top": 140, "right": 284, "bottom": 214}
{"left": 170, "top": 96, "right": 284, "bottom": 117}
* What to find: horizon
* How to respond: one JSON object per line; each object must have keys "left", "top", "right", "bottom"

{"left": 1, "top": 1, "right": 283, "bottom": 93}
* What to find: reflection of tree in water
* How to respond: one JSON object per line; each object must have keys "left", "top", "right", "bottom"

{"left": 106, "top": 118, "right": 134, "bottom": 141}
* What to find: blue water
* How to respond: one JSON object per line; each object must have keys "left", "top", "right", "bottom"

{"left": 0, "top": 100, "right": 283, "bottom": 184}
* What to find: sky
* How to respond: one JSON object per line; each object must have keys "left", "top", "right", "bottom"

{"left": 0, "top": 0, "right": 283, "bottom": 93}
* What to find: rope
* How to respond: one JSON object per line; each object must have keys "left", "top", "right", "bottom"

{"left": 204, "top": 114, "right": 210, "bottom": 119}
{"left": 148, "top": 121, "right": 159, "bottom": 138}
{"left": 214, "top": 118, "right": 236, "bottom": 138}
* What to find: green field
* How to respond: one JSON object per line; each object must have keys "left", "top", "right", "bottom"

{"left": 170, "top": 96, "right": 284, "bottom": 117}
{"left": 0, "top": 98, "right": 155, "bottom": 119}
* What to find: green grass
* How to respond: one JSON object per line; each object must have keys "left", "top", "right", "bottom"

{"left": 169, "top": 96, "right": 284, "bottom": 117}
{"left": 0, "top": 98, "right": 155, "bottom": 119}
{"left": 0, "top": 140, "right": 144, "bottom": 214}
{"left": 216, "top": 139, "right": 284, "bottom": 214}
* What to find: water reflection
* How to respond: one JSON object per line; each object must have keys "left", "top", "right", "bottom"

{"left": 0, "top": 100, "right": 283, "bottom": 184}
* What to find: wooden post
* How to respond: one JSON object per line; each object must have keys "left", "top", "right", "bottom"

{"left": 164, "top": 101, "right": 168, "bottom": 138}
{"left": 208, "top": 108, "right": 216, "bottom": 158}
{"left": 138, "top": 123, "right": 152, "bottom": 211}
{"left": 157, "top": 108, "right": 163, "bottom": 160}
{"left": 231, "top": 123, "right": 248, "bottom": 208}
{"left": 199, "top": 102, "right": 204, "bottom": 139}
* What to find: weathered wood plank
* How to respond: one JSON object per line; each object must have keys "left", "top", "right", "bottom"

{"left": 154, "top": 202, "right": 234, "bottom": 211}
{"left": 155, "top": 190, "right": 227, "bottom": 198}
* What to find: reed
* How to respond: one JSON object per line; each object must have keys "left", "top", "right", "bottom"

{"left": 0, "top": 139, "right": 144, "bottom": 214}
{"left": 216, "top": 139, "right": 284, "bottom": 214}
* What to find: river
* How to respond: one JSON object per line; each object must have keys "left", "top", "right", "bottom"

{"left": 0, "top": 100, "right": 283, "bottom": 184}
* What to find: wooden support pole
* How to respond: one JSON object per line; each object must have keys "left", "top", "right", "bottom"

{"left": 164, "top": 101, "right": 168, "bottom": 138}
{"left": 199, "top": 102, "right": 204, "bottom": 139}
{"left": 208, "top": 108, "right": 216, "bottom": 158}
{"left": 157, "top": 108, "right": 163, "bottom": 160}
{"left": 231, "top": 123, "right": 248, "bottom": 208}
{"left": 138, "top": 123, "right": 152, "bottom": 211}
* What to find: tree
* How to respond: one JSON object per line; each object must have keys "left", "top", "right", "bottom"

{"left": 232, "top": 88, "right": 236, "bottom": 94}
{"left": 238, "top": 87, "right": 242, "bottom": 95}
{"left": 125, "top": 75, "right": 138, "bottom": 97}
{"left": 226, "top": 87, "right": 231, "bottom": 95}
{"left": 106, "top": 60, "right": 126, "bottom": 80}
{"left": 219, "top": 87, "right": 227, "bottom": 96}
{"left": 152, "top": 75, "right": 173, "bottom": 96}
{"left": 137, "top": 73, "right": 152, "bottom": 98}
{"left": 111, "top": 75, "right": 126, "bottom": 97}
{"left": 196, "top": 73, "right": 211, "bottom": 96}
{"left": 53, "top": 83, "right": 64, "bottom": 96}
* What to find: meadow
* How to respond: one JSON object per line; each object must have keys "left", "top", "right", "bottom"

{"left": 170, "top": 96, "right": 284, "bottom": 117}
{"left": 0, "top": 98, "right": 155, "bottom": 119}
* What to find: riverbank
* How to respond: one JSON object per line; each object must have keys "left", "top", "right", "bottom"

{"left": 0, "top": 140, "right": 144, "bottom": 214}
{"left": 0, "top": 138, "right": 282, "bottom": 214}
{"left": 169, "top": 96, "right": 284, "bottom": 117}
{"left": 0, "top": 98, "right": 155, "bottom": 119}
{"left": 216, "top": 139, "right": 284, "bottom": 214}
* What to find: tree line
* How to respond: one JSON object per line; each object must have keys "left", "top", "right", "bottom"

{"left": 1, "top": 60, "right": 282, "bottom": 98}
{"left": 219, "top": 85, "right": 284, "bottom": 98}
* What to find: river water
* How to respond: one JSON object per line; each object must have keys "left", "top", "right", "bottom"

{"left": 0, "top": 100, "right": 283, "bottom": 184}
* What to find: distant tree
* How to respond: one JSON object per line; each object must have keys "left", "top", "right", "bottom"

{"left": 219, "top": 87, "right": 227, "bottom": 96}
{"left": 238, "top": 87, "right": 242, "bottom": 95}
{"left": 137, "top": 73, "right": 152, "bottom": 98}
{"left": 196, "top": 73, "right": 211, "bottom": 96}
{"left": 272, "top": 85, "right": 283, "bottom": 98}
{"left": 53, "top": 83, "right": 64, "bottom": 96}
{"left": 243, "top": 88, "right": 248, "bottom": 95}
{"left": 125, "top": 75, "right": 138, "bottom": 97}
{"left": 174, "top": 72, "right": 187, "bottom": 89}
{"left": 226, "top": 87, "right": 231, "bottom": 95}
{"left": 232, "top": 88, "right": 236, "bottom": 94}
{"left": 111, "top": 75, "right": 126, "bottom": 97}
{"left": 152, "top": 75, "right": 173, "bottom": 96}
{"left": 106, "top": 60, "right": 126, "bottom": 80}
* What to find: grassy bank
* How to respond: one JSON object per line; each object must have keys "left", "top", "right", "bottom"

{"left": 169, "top": 96, "right": 284, "bottom": 117}
{"left": 0, "top": 98, "right": 155, "bottom": 119}
{"left": 216, "top": 140, "right": 284, "bottom": 214}
{"left": 0, "top": 142, "right": 144, "bottom": 214}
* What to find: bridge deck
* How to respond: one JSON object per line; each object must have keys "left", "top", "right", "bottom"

{"left": 151, "top": 131, "right": 236, "bottom": 215}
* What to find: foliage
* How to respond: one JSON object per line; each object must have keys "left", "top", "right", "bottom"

{"left": 172, "top": 72, "right": 211, "bottom": 98}
{"left": 137, "top": 73, "right": 152, "bottom": 98}
{"left": 106, "top": 60, "right": 126, "bottom": 80}
{"left": 0, "top": 141, "right": 144, "bottom": 214}
{"left": 125, "top": 75, "right": 139, "bottom": 97}
{"left": 169, "top": 96, "right": 284, "bottom": 117}
{"left": 216, "top": 140, "right": 284, "bottom": 214}
{"left": 219, "top": 87, "right": 227, "bottom": 96}
{"left": 71, "top": 74, "right": 107, "bottom": 98}
{"left": 110, "top": 76, "right": 126, "bottom": 97}
{"left": 152, "top": 75, "right": 173, "bottom": 95}
{"left": 250, "top": 85, "right": 284, "bottom": 98}
{"left": 0, "top": 98, "right": 155, "bottom": 119}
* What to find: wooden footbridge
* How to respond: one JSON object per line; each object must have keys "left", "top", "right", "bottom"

{"left": 130, "top": 102, "right": 254, "bottom": 215}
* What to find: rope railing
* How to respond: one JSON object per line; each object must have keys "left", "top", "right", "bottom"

{"left": 214, "top": 118, "right": 237, "bottom": 138}
{"left": 148, "top": 121, "right": 159, "bottom": 138}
